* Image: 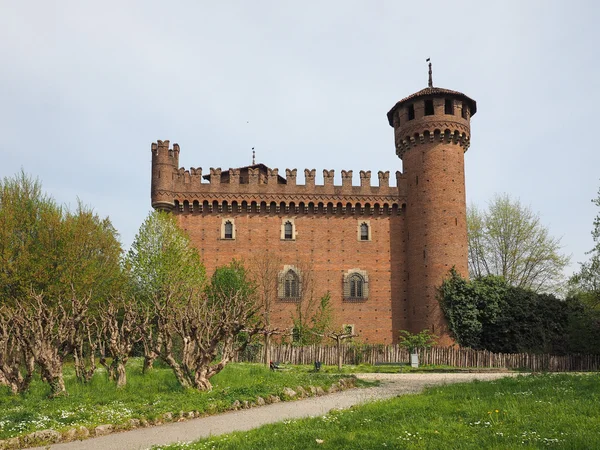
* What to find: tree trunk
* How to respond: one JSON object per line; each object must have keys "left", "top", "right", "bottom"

{"left": 163, "top": 353, "right": 192, "bottom": 389}
{"left": 48, "top": 374, "right": 67, "bottom": 397}
{"left": 337, "top": 339, "right": 343, "bottom": 371}
{"left": 263, "top": 333, "right": 271, "bottom": 368}
{"left": 193, "top": 370, "right": 213, "bottom": 391}
{"left": 38, "top": 355, "right": 67, "bottom": 397}
{"left": 115, "top": 361, "right": 127, "bottom": 388}
{"left": 143, "top": 353, "right": 157, "bottom": 373}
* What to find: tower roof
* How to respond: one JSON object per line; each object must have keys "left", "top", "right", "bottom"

{"left": 387, "top": 86, "right": 477, "bottom": 126}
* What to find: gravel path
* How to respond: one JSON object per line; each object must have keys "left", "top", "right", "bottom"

{"left": 33, "top": 372, "right": 519, "bottom": 450}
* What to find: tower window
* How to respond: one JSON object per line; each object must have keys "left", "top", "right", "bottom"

{"left": 407, "top": 104, "right": 415, "bottom": 121}
{"left": 462, "top": 104, "right": 469, "bottom": 119}
{"left": 343, "top": 269, "right": 369, "bottom": 301}
{"left": 284, "top": 222, "right": 293, "bottom": 239}
{"left": 424, "top": 100, "right": 434, "bottom": 116}
{"left": 445, "top": 99, "right": 453, "bottom": 115}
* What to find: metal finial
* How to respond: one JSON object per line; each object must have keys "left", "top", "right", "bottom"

{"left": 252, "top": 148, "right": 255, "bottom": 165}
{"left": 426, "top": 58, "right": 433, "bottom": 87}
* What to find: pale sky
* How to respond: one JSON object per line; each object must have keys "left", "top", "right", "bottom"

{"left": 1, "top": 1, "right": 599, "bottom": 279}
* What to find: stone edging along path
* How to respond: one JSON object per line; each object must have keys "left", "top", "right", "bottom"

{"left": 24, "top": 372, "right": 520, "bottom": 450}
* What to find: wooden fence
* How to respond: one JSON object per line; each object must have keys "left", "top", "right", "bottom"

{"left": 235, "top": 344, "right": 600, "bottom": 372}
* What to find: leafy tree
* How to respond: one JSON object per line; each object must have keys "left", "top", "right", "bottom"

{"left": 440, "top": 269, "right": 592, "bottom": 354}
{"left": 468, "top": 194, "right": 569, "bottom": 293}
{"left": 398, "top": 329, "right": 438, "bottom": 353}
{"left": 438, "top": 268, "right": 506, "bottom": 348}
{"left": 0, "top": 172, "right": 122, "bottom": 395}
{"left": 570, "top": 184, "right": 600, "bottom": 308}
{"left": 568, "top": 183, "right": 600, "bottom": 354}
{"left": 126, "top": 210, "right": 206, "bottom": 372}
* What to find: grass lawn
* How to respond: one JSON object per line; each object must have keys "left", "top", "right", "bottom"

{"left": 0, "top": 359, "right": 360, "bottom": 441}
{"left": 155, "top": 373, "right": 600, "bottom": 450}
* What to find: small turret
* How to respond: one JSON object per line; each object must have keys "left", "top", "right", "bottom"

{"left": 150, "top": 140, "right": 178, "bottom": 211}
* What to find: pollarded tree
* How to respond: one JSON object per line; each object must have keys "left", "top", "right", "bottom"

{"left": 0, "top": 172, "right": 123, "bottom": 395}
{"left": 163, "top": 260, "right": 260, "bottom": 390}
{"left": 468, "top": 194, "right": 570, "bottom": 293}
{"left": 126, "top": 210, "right": 207, "bottom": 372}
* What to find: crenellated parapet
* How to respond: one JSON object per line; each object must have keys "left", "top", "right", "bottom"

{"left": 150, "top": 140, "right": 406, "bottom": 215}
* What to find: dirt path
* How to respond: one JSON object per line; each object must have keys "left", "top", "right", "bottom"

{"left": 33, "top": 373, "right": 520, "bottom": 450}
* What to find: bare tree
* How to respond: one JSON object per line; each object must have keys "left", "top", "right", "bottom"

{"left": 72, "top": 317, "right": 97, "bottom": 383}
{"left": 97, "top": 296, "right": 143, "bottom": 387}
{"left": 287, "top": 259, "right": 332, "bottom": 345}
{"left": 14, "top": 290, "right": 89, "bottom": 397}
{"left": 468, "top": 194, "right": 570, "bottom": 293}
{"left": 162, "top": 261, "right": 260, "bottom": 390}
{"left": 0, "top": 306, "right": 35, "bottom": 394}
{"left": 248, "top": 252, "right": 287, "bottom": 366}
{"left": 312, "top": 327, "right": 358, "bottom": 370}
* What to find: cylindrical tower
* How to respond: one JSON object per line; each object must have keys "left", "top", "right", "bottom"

{"left": 150, "top": 139, "right": 179, "bottom": 211}
{"left": 387, "top": 77, "right": 476, "bottom": 343}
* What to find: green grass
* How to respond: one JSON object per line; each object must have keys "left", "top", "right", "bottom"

{"left": 156, "top": 373, "right": 600, "bottom": 450}
{"left": 0, "top": 359, "right": 360, "bottom": 440}
{"left": 300, "top": 363, "right": 493, "bottom": 374}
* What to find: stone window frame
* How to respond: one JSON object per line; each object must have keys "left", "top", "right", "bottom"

{"left": 357, "top": 220, "right": 371, "bottom": 241}
{"left": 342, "top": 324, "right": 355, "bottom": 335}
{"left": 221, "top": 218, "right": 236, "bottom": 240}
{"left": 343, "top": 268, "right": 369, "bottom": 301}
{"left": 280, "top": 218, "right": 297, "bottom": 241}
{"left": 278, "top": 265, "right": 301, "bottom": 301}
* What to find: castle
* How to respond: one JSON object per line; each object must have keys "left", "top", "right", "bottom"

{"left": 150, "top": 74, "right": 476, "bottom": 344}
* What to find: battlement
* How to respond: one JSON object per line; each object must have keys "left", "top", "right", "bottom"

{"left": 151, "top": 141, "right": 407, "bottom": 213}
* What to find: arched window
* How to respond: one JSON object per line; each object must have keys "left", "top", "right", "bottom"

{"left": 349, "top": 273, "right": 364, "bottom": 298}
{"left": 281, "top": 219, "right": 296, "bottom": 240}
{"left": 284, "top": 221, "right": 293, "bottom": 240}
{"left": 278, "top": 266, "right": 301, "bottom": 300}
{"left": 284, "top": 270, "right": 299, "bottom": 298}
{"left": 221, "top": 218, "right": 236, "bottom": 239}
{"left": 360, "top": 223, "right": 369, "bottom": 241}
{"left": 343, "top": 269, "right": 369, "bottom": 301}
{"left": 224, "top": 221, "right": 233, "bottom": 239}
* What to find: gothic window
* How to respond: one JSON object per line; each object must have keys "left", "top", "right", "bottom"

{"left": 343, "top": 269, "right": 369, "bottom": 301}
{"left": 360, "top": 223, "right": 369, "bottom": 241}
{"left": 281, "top": 219, "right": 296, "bottom": 240}
{"left": 221, "top": 218, "right": 236, "bottom": 240}
{"left": 284, "top": 222, "right": 293, "bottom": 239}
{"left": 358, "top": 221, "right": 371, "bottom": 241}
{"left": 278, "top": 266, "right": 301, "bottom": 300}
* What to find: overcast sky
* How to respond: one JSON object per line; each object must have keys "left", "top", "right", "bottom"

{"left": 1, "top": 1, "right": 599, "bottom": 278}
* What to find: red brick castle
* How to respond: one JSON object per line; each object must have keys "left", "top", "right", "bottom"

{"left": 150, "top": 75, "right": 476, "bottom": 344}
